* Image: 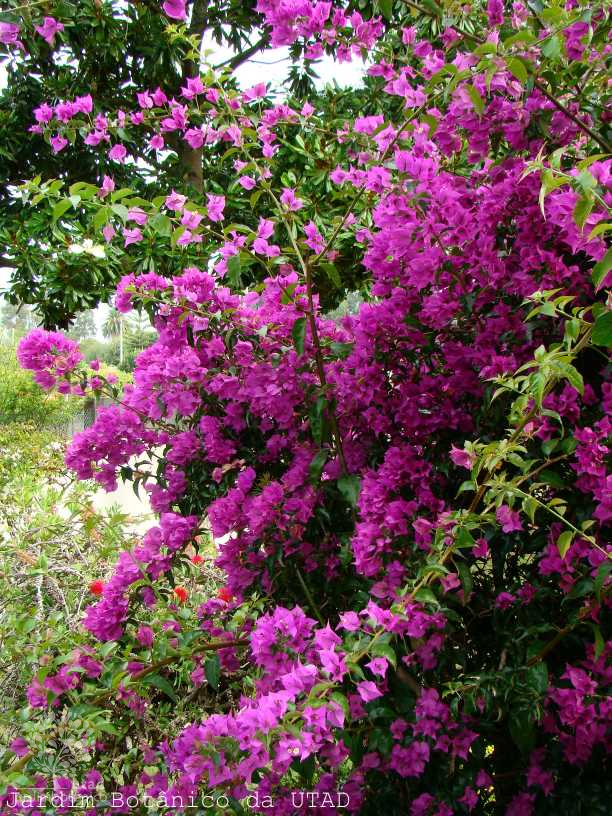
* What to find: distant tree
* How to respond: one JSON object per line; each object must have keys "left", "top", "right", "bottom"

{"left": 67, "top": 310, "right": 96, "bottom": 340}
{"left": 0, "top": 298, "right": 40, "bottom": 336}
{"left": 102, "top": 309, "right": 123, "bottom": 340}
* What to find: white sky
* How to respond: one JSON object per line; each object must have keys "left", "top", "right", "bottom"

{"left": 0, "top": 37, "right": 364, "bottom": 334}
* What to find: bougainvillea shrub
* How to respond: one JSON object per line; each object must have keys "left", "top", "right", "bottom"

{"left": 2, "top": 1, "right": 612, "bottom": 814}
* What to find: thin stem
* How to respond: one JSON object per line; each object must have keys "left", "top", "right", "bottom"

{"left": 533, "top": 79, "right": 612, "bottom": 153}
{"left": 526, "top": 594, "right": 608, "bottom": 666}
{"left": 90, "top": 637, "right": 249, "bottom": 703}
{"left": 295, "top": 567, "right": 325, "bottom": 625}
{"left": 514, "top": 453, "right": 568, "bottom": 487}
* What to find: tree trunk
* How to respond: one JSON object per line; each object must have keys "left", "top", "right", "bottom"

{"left": 177, "top": 0, "right": 209, "bottom": 193}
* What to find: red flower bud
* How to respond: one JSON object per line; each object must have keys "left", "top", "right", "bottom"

{"left": 89, "top": 580, "right": 104, "bottom": 596}
{"left": 217, "top": 586, "right": 233, "bottom": 603}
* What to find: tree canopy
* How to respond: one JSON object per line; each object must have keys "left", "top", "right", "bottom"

{"left": 1, "top": 1, "right": 611, "bottom": 815}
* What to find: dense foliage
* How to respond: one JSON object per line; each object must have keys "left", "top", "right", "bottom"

{"left": 0, "top": 0, "right": 385, "bottom": 324}
{"left": 1, "top": 1, "right": 611, "bottom": 815}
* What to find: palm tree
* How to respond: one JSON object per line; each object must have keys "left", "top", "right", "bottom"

{"left": 102, "top": 310, "right": 123, "bottom": 339}
{"left": 102, "top": 309, "right": 125, "bottom": 366}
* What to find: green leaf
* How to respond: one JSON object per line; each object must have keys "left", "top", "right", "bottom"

{"left": 150, "top": 213, "right": 172, "bottom": 237}
{"left": 538, "top": 169, "right": 567, "bottom": 215}
{"left": 280, "top": 282, "right": 298, "bottom": 304}
{"left": 587, "top": 221, "right": 611, "bottom": 242}
{"left": 474, "top": 42, "right": 497, "bottom": 56}
{"left": 556, "top": 530, "right": 573, "bottom": 559}
{"left": 592, "top": 624, "right": 604, "bottom": 659}
{"left": 111, "top": 203, "right": 129, "bottom": 222}
{"left": 536, "top": 469, "right": 566, "bottom": 489}
{"left": 309, "top": 396, "right": 326, "bottom": 446}
{"left": 337, "top": 474, "right": 361, "bottom": 507}
{"left": 526, "top": 662, "right": 548, "bottom": 695}
{"left": 93, "top": 719, "right": 122, "bottom": 736}
{"left": 506, "top": 57, "right": 529, "bottom": 84}
{"left": 509, "top": 709, "right": 536, "bottom": 754}
{"left": 456, "top": 561, "right": 473, "bottom": 602}
{"left": 564, "top": 364, "right": 584, "bottom": 394}
{"left": 522, "top": 495, "right": 538, "bottom": 523}
{"left": 92, "top": 206, "right": 110, "bottom": 229}
{"left": 204, "top": 654, "right": 221, "bottom": 690}
{"left": 292, "top": 316, "right": 307, "bottom": 356}
{"left": 465, "top": 84, "right": 484, "bottom": 115}
{"left": 309, "top": 449, "right": 328, "bottom": 485}
{"left": 573, "top": 193, "right": 594, "bottom": 229}
{"left": 321, "top": 262, "right": 341, "bottom": 288}
{"left": 594, "top": 560, "right": 612, "bottom": 602}
{"left": 420, "top": 113, "right": 439, "bottom": 136}
{"left": 227, "top": 255, "right": 242, "bottom": 288}
{"left": 329, "top": 342, "right": 354, "bottom": 359}
{"left": 110, "top": 188, "right": 135, "bottom": 202}
{"left": 52, "top": 198, "right": 73, "bottom": 222}
{"left": 370, "top": 642, "right": 397, "bottom": 668}
{"left": 330, "top": 691, "right": 350, "bottom": 718}
{"left": 591, "top": 247, "right": 612, "bottom": 292}
{"left": 541, "top": 34, "right": 562, "bottom": 59}
{"left": 454, "top": 526, "right": 475, "bottom": 548}
{"left": 413, "top": 587, "right": 439, "bottom": 606}
{"left": 141, "top": 674, "right": 177, "bottom": 702}
{"left": 592, "top": 311, "right": 612, "bottom": 347}
{"left": 503, "top": 30, "right": 537, "bottom": 47}
{"left": 377, "top": 0, "right": 393, "bottom": 21}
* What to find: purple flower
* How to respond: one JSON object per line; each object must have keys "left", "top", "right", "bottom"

{"left": 123, "top": 227, "right": 143, "bottom": 247}
{"left": 495, "top": 592, "right": 516, "bottom": 610}
{"left": 366, "top": 657, "right": 388, "bottom": 678}
{"left": 280, "top": 187, "right": 303, "bottom": 211}
{"left": 338, "top": 611, "right": 361, "bottom": 631}
{"left": 17, "top": 329, "right": 83, "bottom": 389}
{"left": 487, "top": 0, "right": 504, "bottom": 27}
{"left": 450, "top": 445, "right": 474, "bottom": 469}
{"left": 165, "top": 189, "right": 187, "bottom": 210}
{"left": 35, "top": 16, "right": 64, "bottom": 46}
{"left": 472, "top": 538, "right": 489, "bottom": 559}
{"left": 102, "top": 223, "right": 116, "bottom": 242}
{"left": 239, "top": 175, "right": 256, "bottom": 190}
{"left": 9, "top": 737, "right": 29, "bottom": 757}
{"left": 390, "top": 740, "right": 430, "bottom": 777}
{"left": 496, "top": 505, "right": 523, "bottom": 533}
{"left": 137, "top": 626, "right": 154, "bottom": 647}
{"left": 441, "top": 573, "right": 461, "bottom": 593}
{"left": 162, "top": 0, "right": 187, "bottom": 21}
{"left": 356, "top": 680, "right": 382, "bottom": 703}
{"left": 50, "top": 134, "right": 68, "bottom": 153}
{"left": 108, "top": 143, "right": 127, "bottom": 162}
{"left": 304, "top": 220, "right": 324, "bottom": 253}
{"left": 206, "top": 194, "right": 225, "bottom": 223}
{"left": 127, "top": 207, "right": 148, "bottom": 226}
{"left": 0, "top": 22, "right": 22, "bottom": 47}
{"left": 98, "top": 175, "right": 115, "bottom": 198}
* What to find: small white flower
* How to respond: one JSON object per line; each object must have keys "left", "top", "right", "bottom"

{"left": 68, "top": 238, "right": 106, "bottom": 258}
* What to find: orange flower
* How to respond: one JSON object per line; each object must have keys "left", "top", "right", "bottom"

{"left": 173, "top": 586, "right": 188, "bottom": 603}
